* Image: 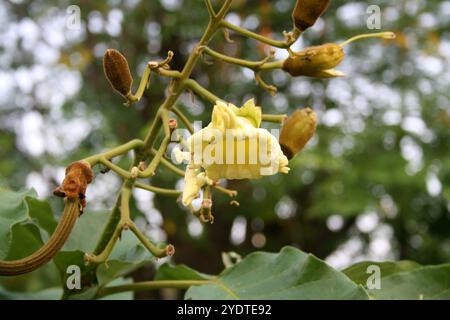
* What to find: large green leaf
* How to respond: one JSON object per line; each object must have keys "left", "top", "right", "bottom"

{"left": 0, "top": 189, "right": 37, "bottom": 259}
{"left": 342, "top": 260, "right": 421, "bottom": 286}
{"left": 185, "top": 246, "right": 369, "bottom": 300}
{"left": 367, "top": 264, "right": 450, "bottom": 300}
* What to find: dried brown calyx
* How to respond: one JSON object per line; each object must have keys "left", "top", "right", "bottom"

{"left": 103, "top": 49, "right": 133, "bottom": 98}
{"left": 53, "top": 161, "right": 94, "bottom": 212}
{"left": 292, "top": 0, "right": 332, "bottom": 32}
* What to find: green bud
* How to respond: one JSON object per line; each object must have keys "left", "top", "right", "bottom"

{"left": 282, "top": 43, "right": 345, "bottom": 78}
{"left": 279, "top": 108, "right": 317, "bottom": 159}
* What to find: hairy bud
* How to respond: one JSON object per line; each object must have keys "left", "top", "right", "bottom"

{"left": 282, "top": 43, "right": 345, "bottom": 78}
{"left": 279, "top": 108, "right": 317, "bottom": 159}
{"left": 103, "top": 49, "right": 133, "bottom": 97}
{"left": 292, "top": 0, "right": 331, "bottom": 32}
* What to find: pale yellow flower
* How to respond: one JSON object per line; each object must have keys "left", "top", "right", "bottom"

{"left": 179, "top": 99, "right": 289, "bottom": 206}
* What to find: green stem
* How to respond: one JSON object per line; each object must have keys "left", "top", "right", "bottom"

{"left": 96, "top": 280, "right": 210, "bottom": 298}
{"left": 128, "top": 222, "right": 172, "bottom": 258}
{"left": 86, "top": 221, "right": 123, "bottom": 265}
{"left": 99, "top": 157, "right": 131, "bottom": 179}
{"left": 83, "top": 139, "right": 144, "bottom": 166}
{"left": 204, "top": 0, "right": 216, "bottom": 18}
{"left": 220, "top": 20, "right": 298, "bottom": 49}
{"left": 260, "top": 60, "right": 284, "bottom": 70}
{"left": 339, "top": 31, "right": 396, "bottom": 47}
{"left": 201, "top": 46, "right": 273, "bottom": 70}
{"left": 262, "top": 114, "right": 287, "bottom": 123}
{"left": 172, "top": 106, "right": 194, "bottom": 133}
{"left": 153, "top": 148, "right": 186, "bottom": 176}
{"left": 157, "top": 68, "right": 182, "bottom": 78}
{"left": 139, "top": 135, "right": 171, "bottom": 178}
{"left": 127, "top": 66, "right": 152, "bottom": 104}
{"left": 161, "top": 109, "right": 171, "bottom": 137}
{"left": 135, "top": 182, "right": 181, "bottom": 197}
{"left": 184, "top": 78, "right": 222, "bottom": 104}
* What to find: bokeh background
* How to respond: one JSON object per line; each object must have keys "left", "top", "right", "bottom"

{"left": 1, "top": 0, "right": 449, "bottom": 298}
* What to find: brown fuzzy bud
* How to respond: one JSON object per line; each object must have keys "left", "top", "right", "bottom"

{"left": 168, "top": 118, "right": 178, "bottom": 130}
{"left": 103, "top": 49, "right": 133, "bottom": 97}
{"left": 53, "top": 161, "right": 94, "bottom": 209}
{"left": 282, "top": 43, "right": 345, "bottom": 78}
{"left": 279, "top": 108, "right": 317, "bottom": 159}
{"left": 292, "top": 0, "right": 331, "bottom": 32}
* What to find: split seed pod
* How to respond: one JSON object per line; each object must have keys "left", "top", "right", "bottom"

{"left": 103, "top": 49, "right": 133, "bottom": 98}
{"left": 279, "top": 108, "right": 317, "bottom": 159}
{"left": 292, "top": 0, "right": 331, "bottom": 32}
{"left": 282, "top": 43, "right": 345, "bottom": 78}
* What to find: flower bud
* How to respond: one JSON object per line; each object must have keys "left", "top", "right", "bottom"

{"left": 279, "top": 108, "right": 317, "bottom": 159}
{"left": 103, "top": 49, "right": 133, "bottom": 98}
{"left": 282, "top": 43, "right": 345, "bottom": 78}
{"left": 292, "top": 0, "right": 331, "bottom": 32}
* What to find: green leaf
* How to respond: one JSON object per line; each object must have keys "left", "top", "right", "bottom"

{"left": 185, "top": 246, "right": 369, "bottom": 300}
{"left": 367, "top": 264, "right": 450, "bottom": 300}
{"left": 62, "top": 210, "right": 109, "bottom": 253}
{"left": 342, "top": 260, "right": 421, "bottom": 286}
{"left": 5, "top": 222, "right": 44, "bottom": 260}
{"left": 155, "top": 263, "right": 213, "bottom": 281}
{"left": 26, "top": 197, "right": 57, "bottom": 235}
{"left": 0, "top": 189, "right": 37, "bottom": 259}
{"left": 0, "top": 287, "right": 62, "bottom": 300}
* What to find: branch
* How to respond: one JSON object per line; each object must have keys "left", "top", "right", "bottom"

{"left": 200, "top": 46, "right": 277, "bottom": 71}
{"left": 255, "top": 72, "right": 277, "bottom": 96}
{"left": 96, "top": 280, "right": 210, "bottom": 298}
{"left": 184, "top": 78, "right": 222, "bottom": 104}
{"left": 99, "top": 157, "right": 131, "bottom": 179}
{"left": 262, "top": 113, "right": 287, "bottom": 123}
{"left": 129, "top": 222, "right": 174, "bottom": 258}
{"left": 204, "top": 0, "right": 216, "bottom": 18}
{"left": 139, "top": 135, "right": 171, "bottom": 178}
{"left": 220, "top": 20, "right": 299, "bottom": 49}
{"left": 85, "top": 183, "right": 136, "bottom": 265}
{"left": 135, "top": 181, "right": 181, "bottom": 197}
{"left": 83, "top": 139, "right": 144, "bottom": 166}
{"left": 126, "top": 66, "right": 151, "bottom": 106}
{"left": 172, "top": 106, "right": 194, "bottom": 133}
